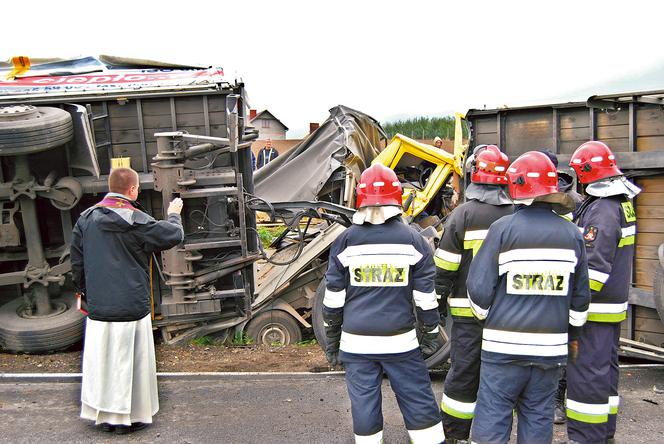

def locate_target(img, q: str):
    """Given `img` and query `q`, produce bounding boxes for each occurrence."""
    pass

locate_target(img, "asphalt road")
[1,368,663,443]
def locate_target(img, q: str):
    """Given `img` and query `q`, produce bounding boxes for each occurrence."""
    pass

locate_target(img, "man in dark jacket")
[435,145,513,443]
[256,138,278,169]
[71,168,184,434]
[323,164,444,444]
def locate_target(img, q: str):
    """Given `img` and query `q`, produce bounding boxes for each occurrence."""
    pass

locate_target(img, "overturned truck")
[0,57,258,352]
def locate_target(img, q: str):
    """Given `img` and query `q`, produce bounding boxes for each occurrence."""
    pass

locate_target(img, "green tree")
[382,116,468,140]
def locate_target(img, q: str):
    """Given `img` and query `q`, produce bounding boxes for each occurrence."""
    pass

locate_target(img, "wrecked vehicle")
[0,56,258,351]
[0,55,461,369]
[252,109,465,367]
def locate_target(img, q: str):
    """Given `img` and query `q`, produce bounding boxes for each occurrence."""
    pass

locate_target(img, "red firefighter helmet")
[569,141,622,184]
[471,145,510,185]
[356,164,403,209]
[505,151,559,200]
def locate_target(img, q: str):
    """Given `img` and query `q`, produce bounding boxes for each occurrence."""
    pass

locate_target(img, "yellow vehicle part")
[372,133,457,217]
[454,112,468,174]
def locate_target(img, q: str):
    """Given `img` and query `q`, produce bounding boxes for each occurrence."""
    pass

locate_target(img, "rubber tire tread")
[245,310,302,345]
[0,125,73,146]
[0,293,85,353]
[0,128,73,154]
[0,107,72,132]
[0,120,72,141]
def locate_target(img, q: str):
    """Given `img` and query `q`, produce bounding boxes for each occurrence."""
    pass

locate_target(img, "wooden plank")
[635,275,653,290]
[596,124,629,140]
[636,106,664,137]
[476,134,499,146]
[557,149,664,168]
[596,109,629,126]
[636,135,664,152]
[636,177,664,192]
[636,259,659,277]
[504,114,553,156]
[559,110,589,129]
[636,232,664,246]
[636,245,660,260]
[637,193,664,206]
[635,317,664,334]
[593,136,630,152]
[474,118,496,134]
[207,95,227,113]
[559,127,590,141]
[638,218,664,233]
[559,141,584,154]
[108,100,138,118]
[636,206,664,219]
[634,331,664,348]
[108,111,226,131]
[111,143,143,170]
[635,306,662,320]
[111,129,141,144]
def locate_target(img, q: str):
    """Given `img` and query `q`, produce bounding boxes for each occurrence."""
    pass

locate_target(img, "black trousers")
[441,321,482,440]
[566,322,620,444]
[344,351,444,443]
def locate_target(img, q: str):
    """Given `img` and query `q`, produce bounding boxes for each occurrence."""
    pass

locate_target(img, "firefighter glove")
[420,324,441,356]
[324,311,343,367]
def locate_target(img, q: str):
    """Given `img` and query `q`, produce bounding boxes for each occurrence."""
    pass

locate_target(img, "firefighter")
[538,148,584,424]
[466,151,590,444]
[566,141,641,444]
[434,145,513,443]
[323,163,445,444]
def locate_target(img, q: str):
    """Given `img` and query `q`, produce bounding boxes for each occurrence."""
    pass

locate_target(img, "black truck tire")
[0,105,73,155]
[312,279,452,369]
[0,292,85,353]
[245,310,302,346]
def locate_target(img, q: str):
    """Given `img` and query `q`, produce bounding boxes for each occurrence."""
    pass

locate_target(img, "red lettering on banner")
[87,76,112,84]
[0,68,226,93]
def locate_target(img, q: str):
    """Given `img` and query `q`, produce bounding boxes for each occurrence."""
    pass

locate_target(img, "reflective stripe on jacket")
[576,196,636,323]
[466,204,590,366]
[435,198,513,321]
[323,217,439,355]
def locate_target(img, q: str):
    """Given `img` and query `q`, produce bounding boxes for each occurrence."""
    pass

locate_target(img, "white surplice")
[80,313,158,425]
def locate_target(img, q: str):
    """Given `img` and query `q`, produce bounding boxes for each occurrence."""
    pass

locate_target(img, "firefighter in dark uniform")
[435,145,513,443]
[323,163,445,444]
[566,141,641,444]
[466,151,591,444]
[539,148,585,424]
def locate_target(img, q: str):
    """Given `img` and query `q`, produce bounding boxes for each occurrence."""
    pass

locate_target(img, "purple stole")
[96,196,137,211]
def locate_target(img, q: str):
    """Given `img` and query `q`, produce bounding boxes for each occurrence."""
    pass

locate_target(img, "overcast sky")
[4,0,664,137]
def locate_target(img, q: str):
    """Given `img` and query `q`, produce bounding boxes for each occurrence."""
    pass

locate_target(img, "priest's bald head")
[109,168,140,201]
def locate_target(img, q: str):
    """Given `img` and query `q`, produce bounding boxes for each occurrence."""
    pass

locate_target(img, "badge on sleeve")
[583,226,598,242]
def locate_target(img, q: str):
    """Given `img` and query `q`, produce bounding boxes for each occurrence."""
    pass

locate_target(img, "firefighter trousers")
[343,350,444,444]
[566,321,620,444]
[471,361,560,444]
[441,320,482,440]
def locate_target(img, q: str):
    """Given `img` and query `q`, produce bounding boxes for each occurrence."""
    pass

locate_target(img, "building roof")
[250,109,289,131]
